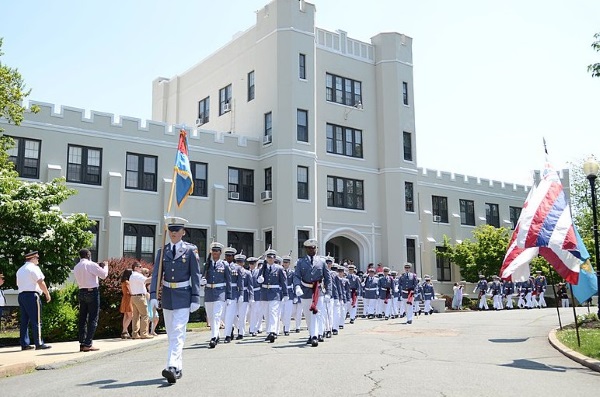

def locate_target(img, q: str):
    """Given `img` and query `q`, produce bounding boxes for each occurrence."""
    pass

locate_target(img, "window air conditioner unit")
[223,103,231,112]
[261,190,272,201]
[228,191,240,200]
[433,215,442,222]
[263,135,272,144]
[196,117,204,126]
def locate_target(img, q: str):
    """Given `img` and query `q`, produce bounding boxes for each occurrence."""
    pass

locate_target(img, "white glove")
[190,302,201,313]
[200,278,207,287]
[324,294,331,302]
[150,299,159,310]
[295,286,303,297]
[282,295,289,302]
[394,287,399,293]
[226,299,233,306]
[250,298,255,303]
[257,276,264,284]
[293,297,298,304]
[238,295,244,303]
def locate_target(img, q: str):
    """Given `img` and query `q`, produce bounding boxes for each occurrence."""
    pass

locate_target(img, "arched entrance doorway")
[323,228,371,272]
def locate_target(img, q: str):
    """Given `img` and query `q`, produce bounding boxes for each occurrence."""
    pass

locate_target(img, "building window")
[264,167,272,192]
[228,231,254,258]
[247,71,255,101]
[123,223,155,263]
[228,167,254,202]
[197,97,210,125]
[327,176,364,210]
[326,123,363,158]
[326,73,362,107]
[432,195,448,223]
[219,84,232,115]
[265,230,272,251]
[264,112,272,141]
[436,246,451,281]
[88,221,100,262]
[460,199,475,226]
[406,238,416,266]
[403,131,412,161]
[486,203,500,227]
[7,136,41,179]
[405,182,414,212]
[299,53,306,79]
[297,109,308,142]
[297,166,309,200]
[125,153,157,191]
[509,206,522,229]
[184,227,207,262]
[402,81,409,105]
[191,161,208,197]
[297,230,309,258]
[67,145,102,185]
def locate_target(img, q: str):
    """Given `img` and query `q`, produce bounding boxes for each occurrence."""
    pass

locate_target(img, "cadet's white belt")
[262,284,281,289]
[301,281,314,288]
[205,282,226,289]
[253,287,261,291]
[364,287,377,291]
[162,280,191,288]
[287,285,293,289]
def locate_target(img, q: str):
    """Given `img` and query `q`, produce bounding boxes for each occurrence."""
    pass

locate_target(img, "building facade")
[3,0,554,292]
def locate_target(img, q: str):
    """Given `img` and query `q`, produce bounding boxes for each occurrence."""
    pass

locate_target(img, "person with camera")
[73,249,109,352]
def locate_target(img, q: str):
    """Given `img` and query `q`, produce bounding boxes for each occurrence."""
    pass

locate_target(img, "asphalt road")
[1,307,598,396]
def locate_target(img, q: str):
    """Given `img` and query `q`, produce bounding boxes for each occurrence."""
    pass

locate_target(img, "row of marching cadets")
[361,264,436,324]
[473,270,548,311]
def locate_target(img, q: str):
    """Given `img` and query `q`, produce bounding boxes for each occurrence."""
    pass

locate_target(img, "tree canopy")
[0,38,93,288]
[589,32,600,78]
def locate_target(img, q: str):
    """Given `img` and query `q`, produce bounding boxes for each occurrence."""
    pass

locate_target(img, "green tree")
[437,225,549,282]
[0,38,93,288]
[570,158,597,267]
[589,32,600,78]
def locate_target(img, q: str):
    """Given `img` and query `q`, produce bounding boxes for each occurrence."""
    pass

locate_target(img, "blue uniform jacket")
[251,267,264,302]
[259,264,288,301]
[203,258,232,302]
[422,283,435,300]
[347,273,362,297]
[398,272,418,299]
[150,241,201,310]
[241,268,254,303]
[362,276,379,299]
[378,275,394,301]
[227,262,244,300]
[293,255,332,299]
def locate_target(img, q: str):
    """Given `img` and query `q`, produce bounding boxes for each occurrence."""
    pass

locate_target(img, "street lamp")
[583,155,600,316]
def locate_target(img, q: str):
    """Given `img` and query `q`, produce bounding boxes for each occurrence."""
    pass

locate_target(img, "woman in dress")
[120,269,134,339]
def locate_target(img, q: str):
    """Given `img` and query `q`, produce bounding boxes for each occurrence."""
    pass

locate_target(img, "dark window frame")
[327,175,364,210]
[228,167,254,202]
[326,123,363,158]
[125,152,158,192]
[326,73,362,107]
[297,230,310,258]
[219,84,232,115]
[264,112,272,139]
[460,199,476,226]
[403,131,413,161]
[402,81,409,105]
[486,202,500,227]
[406,238,416,266]
[297,166,309,200]
[191,161,208,197]
[184,227,207,261]
[227,231,254,258]
[436,246,451,281]
[405,181,414,212]
[7,136,41,179]
[123,223,156,263]
[432,195,449,223]
[297,109,308,142]
[264,167,272,192]
[198,96,210,125]
[67,144,102,185]
[509,206,522,229]
[247,71,255,102]
[299,53,306,79]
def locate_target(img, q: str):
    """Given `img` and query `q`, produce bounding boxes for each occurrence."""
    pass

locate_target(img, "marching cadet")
[280,254,295,336]
[362,268,379,319]
[293,239,332,347]
[338,266,350,330]
[378,267,394,320]
[223,247,243,344]
[473,275,489,310]
[291,273,304,333]
[258,248,288,343]
[557,283,569,307]
[326,260,341,337]
[516,281,526,309]
[502,279,515,309]
[149,218,201,384]
[488,275,503,310]
[523,276,535,309]
[346,264,362,323]
[390,270,400,318]
[202,241,232,349]
[235,252,253,340]
[247,257,262,336]
[534,270,547,308]
[398,263,419,324]
[422,275,435,315]
[413,277,423,316]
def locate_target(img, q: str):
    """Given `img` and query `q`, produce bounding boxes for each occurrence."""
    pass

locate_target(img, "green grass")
[186,321,208,331]
[0,329,19,338]
[557,328,600,360]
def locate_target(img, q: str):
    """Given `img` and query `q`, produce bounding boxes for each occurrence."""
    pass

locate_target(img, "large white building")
[3,0,553,291]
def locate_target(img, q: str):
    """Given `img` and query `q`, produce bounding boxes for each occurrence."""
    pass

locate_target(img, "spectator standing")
[73,249,109,352]
[119,269,133,338]
[130,263,153,339]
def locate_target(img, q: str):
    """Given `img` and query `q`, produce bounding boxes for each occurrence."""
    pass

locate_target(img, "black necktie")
[310,256,313,265]
[172,244,176,258]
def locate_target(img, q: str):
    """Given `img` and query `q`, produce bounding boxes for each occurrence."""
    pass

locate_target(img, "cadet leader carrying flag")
[150,129,201,385]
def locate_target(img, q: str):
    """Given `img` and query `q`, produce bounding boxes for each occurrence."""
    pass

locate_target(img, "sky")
[2,0,599,186]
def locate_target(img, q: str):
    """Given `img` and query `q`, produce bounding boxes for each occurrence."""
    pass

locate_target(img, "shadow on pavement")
[500,359,567,372]
[489,338,530,343]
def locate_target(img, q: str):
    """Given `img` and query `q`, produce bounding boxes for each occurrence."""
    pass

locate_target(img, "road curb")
[0,361,36,378]
[548,327,600,372]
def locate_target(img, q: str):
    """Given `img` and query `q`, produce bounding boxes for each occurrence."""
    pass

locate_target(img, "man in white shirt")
[130,262,153,339]
[73,249,108,352]
[16,250,51,350]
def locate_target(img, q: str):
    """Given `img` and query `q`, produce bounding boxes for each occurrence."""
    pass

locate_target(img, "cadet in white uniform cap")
[258,248,288,342]
[222,246,242,343]
[149,217,201,384]
[201,241,232,348]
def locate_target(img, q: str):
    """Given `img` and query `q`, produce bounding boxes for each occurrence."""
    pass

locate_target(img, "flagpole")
[548,266,562,330]
[156,167,179,307]
[569,283,581,347]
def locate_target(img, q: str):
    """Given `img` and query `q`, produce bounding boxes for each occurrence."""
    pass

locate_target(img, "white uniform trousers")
[162,308,190,371]
[263,300,280,334]
[479,295,489,310]
[281,298,293,332]
[423,299,432,313]
[517,295,525,308]
[492,295,503,310]
[363,298,376,316]
[383,299,393,318]
[301,296,324,338]
[505,295,514,309]
[332,299,341,330]
[525,292,533,308]
[293,301,303,330]
[376,299,384,315]
[537,291,547,307]
[205,301,225,339]
[223,300,238,337]
[346,301,357,320]
[236,301,249,336]
[399,298,414,322]
[248,301,260,333]
[324,298,334,331]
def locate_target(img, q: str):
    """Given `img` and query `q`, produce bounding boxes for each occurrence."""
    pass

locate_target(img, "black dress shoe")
[224,336,231,344]
[21,345,34,351]
[162,367,177,384]
[325,331,332,338]
[266,333,275,343]
[311,337,319,347]
[318,335,324,342]
[332,329,338,335]
[236,334,244,340]
[209,338,217,349]
[176,369,182,380]
[295,328,300,333]
[339,325,344,329]
[306,337,312,345]
[349,319,355,324]
[250,332,257,337]
[36,344,51,350]
[284,331,289,336]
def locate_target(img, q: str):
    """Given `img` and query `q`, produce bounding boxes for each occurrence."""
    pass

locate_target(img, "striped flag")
[174,129,194,207]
